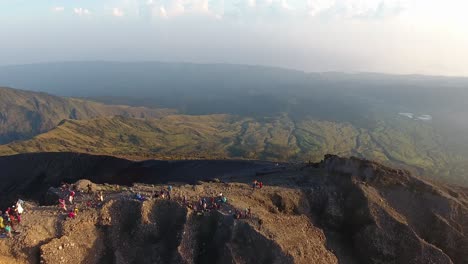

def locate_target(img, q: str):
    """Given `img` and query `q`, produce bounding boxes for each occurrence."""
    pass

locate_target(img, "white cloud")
[132,0,405,21]
[171,1,186,16]
[113,7,125,17]
[54,0,407,21]
[307,0,334,16]
[74,8,91,16]
[281,0,294,10]
[151,0,221,19]
[156,2,184,18]
[52,6,65,12]
[159,6,168,18]
[306,0,407,19]
[135,0,406,21]
[189,0,210,13]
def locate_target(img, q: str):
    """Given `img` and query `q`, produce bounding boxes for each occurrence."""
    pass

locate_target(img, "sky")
[0,0,468,76]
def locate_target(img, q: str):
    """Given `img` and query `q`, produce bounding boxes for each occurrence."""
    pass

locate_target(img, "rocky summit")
[0,154,466,264]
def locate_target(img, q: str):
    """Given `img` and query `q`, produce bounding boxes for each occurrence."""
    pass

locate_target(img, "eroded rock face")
[321,154,411,184]
[37,198,297,264]
[348,186,452,264]
[311,155,467,264]
[0,155,466,264]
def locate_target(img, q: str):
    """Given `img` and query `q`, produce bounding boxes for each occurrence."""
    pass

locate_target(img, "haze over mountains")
[1,62,468,186]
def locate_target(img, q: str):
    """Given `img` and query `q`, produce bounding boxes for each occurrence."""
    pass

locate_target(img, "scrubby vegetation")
[0,87,173,144]
[1,113,466,186]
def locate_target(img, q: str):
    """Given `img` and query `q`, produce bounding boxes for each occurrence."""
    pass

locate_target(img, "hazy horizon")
[1,0,468,77]
[2,60,468,79]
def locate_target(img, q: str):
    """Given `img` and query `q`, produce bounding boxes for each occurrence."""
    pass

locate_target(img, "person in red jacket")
[68,210,76,219]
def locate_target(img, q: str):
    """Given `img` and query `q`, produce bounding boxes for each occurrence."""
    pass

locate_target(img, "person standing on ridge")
[98,191,104,203]
[8,213,16,232]
[69,190,75,204]
[167,185,173,200]
[16,200,24,215]
[0,211,4,230]
[59,199,67,212]
[14,210,21,224]
[4,223,11,237]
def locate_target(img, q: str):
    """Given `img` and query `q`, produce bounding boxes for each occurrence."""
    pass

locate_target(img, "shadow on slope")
[0,152,278,208]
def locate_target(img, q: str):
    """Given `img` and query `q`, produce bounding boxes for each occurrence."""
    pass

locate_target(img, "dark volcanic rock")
[315,155,467,264]
[0,153,466,264]
[0,152,277,207]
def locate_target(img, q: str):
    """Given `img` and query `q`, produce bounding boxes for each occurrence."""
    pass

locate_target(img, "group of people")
[132,185,175,202]
[234,207,252,219]
[0,199,24,238]
[84,191,104,209]
[253,180,264,189]
[135,192,148,201]
[147,185,231,216]
[55,180,262,224]
[85,183,105,205]
[152,185,173,200]
[159,185,261,222]
[58,189,78,219]
[58,184,105,219]
[192,192,228,213]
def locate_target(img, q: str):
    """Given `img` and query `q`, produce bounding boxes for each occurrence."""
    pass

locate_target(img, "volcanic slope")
[0,114,464,186]
[0,154,466,264]
[0,87,174,144]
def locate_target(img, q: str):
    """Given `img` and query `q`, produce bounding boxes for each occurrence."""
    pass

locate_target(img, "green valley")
[1,113,464,186]
[2,63,468,187]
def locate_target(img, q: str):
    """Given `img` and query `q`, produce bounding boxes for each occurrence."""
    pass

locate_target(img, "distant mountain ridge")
[0,86,174,144]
